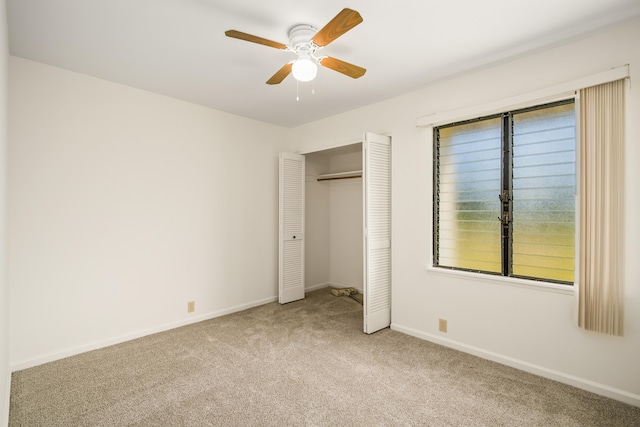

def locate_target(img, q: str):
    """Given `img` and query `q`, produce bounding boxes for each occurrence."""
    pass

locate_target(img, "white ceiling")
[7,0,640,128]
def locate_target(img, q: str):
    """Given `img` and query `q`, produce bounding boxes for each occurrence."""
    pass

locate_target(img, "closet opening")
[278,132,391,333]
[304,143,364,305]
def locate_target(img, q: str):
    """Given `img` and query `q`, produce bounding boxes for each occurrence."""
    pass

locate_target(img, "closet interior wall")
[305,144,363,292]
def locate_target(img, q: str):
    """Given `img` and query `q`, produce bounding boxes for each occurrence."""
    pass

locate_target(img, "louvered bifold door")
[363,133,392,333]
[279,152,306,304]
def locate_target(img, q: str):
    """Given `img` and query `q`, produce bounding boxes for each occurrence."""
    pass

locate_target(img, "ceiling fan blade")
[312,8,363,47]
[225,30,288,50]
[319,57,366,79]
[266,63,293,85]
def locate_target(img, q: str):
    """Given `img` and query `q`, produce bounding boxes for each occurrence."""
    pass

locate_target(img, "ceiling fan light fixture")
[292,57,317,82]
[225,9,365,85]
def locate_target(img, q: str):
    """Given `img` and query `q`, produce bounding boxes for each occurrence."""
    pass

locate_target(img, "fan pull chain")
[295,81,317,101]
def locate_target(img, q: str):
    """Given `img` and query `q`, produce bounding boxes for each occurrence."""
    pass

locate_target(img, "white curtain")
[578,79,625,336]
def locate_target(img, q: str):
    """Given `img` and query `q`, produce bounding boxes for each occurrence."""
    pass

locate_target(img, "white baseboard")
[310,282,362,293]
[11,295,278,372]
[331,282,363,292]
[391,323,640,408]
[305,282,331,292]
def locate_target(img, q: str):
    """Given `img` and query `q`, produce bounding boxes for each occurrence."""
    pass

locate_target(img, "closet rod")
[316,175,362,182]
[316,170,362,181]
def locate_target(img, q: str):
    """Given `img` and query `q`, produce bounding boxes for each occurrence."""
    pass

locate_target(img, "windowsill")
[425,265,575,295]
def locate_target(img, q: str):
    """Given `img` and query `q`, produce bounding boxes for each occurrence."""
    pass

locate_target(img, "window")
[433,100,575,284]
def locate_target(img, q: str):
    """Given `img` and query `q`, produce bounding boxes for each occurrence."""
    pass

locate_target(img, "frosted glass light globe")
[292,58,318,82]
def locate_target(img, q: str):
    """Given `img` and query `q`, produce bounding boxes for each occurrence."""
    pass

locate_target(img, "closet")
[279,133,391,334]
[306,143,363,297]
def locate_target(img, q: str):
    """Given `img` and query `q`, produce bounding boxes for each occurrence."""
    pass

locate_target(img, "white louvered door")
[279,152,306,304]
[363,133,392,334]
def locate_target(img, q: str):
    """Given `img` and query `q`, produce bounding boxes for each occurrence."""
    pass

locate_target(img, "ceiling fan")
[225,8,366,85]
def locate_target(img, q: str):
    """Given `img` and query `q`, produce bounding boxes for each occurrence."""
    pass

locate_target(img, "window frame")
[432,99,576,286]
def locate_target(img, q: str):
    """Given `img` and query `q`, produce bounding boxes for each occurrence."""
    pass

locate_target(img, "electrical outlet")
[187,301,195,313]
[439,318,448,333]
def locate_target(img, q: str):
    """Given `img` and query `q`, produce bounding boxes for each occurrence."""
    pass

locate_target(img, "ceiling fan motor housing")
[288,24,318,52]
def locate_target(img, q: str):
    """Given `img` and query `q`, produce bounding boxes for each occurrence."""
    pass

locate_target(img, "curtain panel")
[578,79,625,336]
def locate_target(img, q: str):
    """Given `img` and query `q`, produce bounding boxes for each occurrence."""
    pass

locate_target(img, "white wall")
[304,149,363,292]
[328,151,362,291]
[288,18,640,406]
[8,57,288,369]
[0,0,9,424]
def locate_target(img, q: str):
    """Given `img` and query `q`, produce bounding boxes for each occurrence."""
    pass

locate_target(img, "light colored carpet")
[349,292,363,305]
[9,288,640,426]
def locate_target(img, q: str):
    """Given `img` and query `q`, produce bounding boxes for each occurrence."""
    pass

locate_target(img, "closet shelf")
[316,170,363,181]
